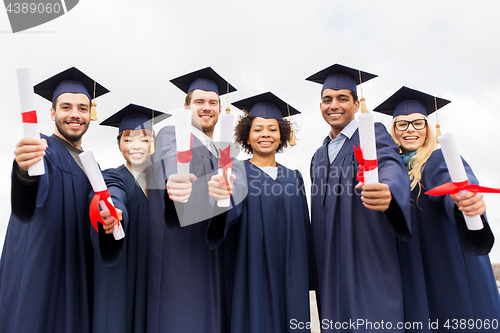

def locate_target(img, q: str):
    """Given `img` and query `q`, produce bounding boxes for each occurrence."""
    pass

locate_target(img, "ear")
[354,100,360,113]
[219,105,222,114]
[50,107,56,121]
[184,103,189,110]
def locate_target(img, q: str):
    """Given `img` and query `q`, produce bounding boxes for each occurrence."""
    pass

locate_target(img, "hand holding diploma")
[16,68,45,176]
[80,151,125,240]
[425,133,500,230]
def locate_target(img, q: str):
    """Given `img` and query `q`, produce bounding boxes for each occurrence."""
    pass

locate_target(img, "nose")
[69,105,81,118]
[329,99,340,110]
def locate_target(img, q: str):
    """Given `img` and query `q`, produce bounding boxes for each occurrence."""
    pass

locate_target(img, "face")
[320,89,360,137]
[186,89,221,138]
[393,113,428,153]
[119,129,152,170]
[247,117,281,158]
[51,93,91,147]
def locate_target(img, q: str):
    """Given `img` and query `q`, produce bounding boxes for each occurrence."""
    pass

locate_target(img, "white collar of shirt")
[191,125,219,157]
[328,118,358,141]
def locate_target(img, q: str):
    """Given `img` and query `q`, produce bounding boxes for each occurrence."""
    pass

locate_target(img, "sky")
[1,0,500,262]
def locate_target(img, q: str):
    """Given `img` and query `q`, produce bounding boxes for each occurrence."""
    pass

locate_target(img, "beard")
[55,117,89,144]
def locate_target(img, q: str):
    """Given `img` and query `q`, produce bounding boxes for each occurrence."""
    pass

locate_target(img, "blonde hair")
[390,116,437,192]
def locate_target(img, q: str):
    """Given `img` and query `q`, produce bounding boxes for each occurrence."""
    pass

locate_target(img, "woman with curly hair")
[375,86,500,332]
[207,92,312,333]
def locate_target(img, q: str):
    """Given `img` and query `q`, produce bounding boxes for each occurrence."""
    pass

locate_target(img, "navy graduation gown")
[147,125,226,333]
[208,160,312,333]
[398,149,500,332]
[91,165,149,333]
[310,123,411,332]
[0,134,94,333]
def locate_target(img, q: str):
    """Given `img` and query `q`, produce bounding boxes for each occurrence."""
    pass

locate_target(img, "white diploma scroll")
[438,133,483,230]
[80,151,126,240]
[358,113,379,184]
[175,109,192,203]
[17,68,45,176]
[218,113,234,207]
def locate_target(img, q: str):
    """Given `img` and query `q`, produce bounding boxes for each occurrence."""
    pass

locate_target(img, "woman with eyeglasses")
[374,86,500,332]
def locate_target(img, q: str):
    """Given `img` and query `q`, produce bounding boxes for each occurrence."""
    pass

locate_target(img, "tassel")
[90,81,98,121]
[90,102,98,121]
[289,128,296,146]
[360,97,369,114]
[436,124,442,139]
[149,137,155,155]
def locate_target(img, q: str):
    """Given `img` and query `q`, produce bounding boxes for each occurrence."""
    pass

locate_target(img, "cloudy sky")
[1,0,500,262]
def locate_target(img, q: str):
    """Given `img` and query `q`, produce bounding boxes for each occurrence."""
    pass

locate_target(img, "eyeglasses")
[394,119,427,131]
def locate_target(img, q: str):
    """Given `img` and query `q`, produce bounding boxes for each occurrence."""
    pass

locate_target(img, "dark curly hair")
[234,111,292,155]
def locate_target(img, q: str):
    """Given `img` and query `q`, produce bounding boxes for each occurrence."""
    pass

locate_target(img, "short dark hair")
[185,90,221,106]
[234,112,292,155]
[51,95,92,110]
[321,90,358,102]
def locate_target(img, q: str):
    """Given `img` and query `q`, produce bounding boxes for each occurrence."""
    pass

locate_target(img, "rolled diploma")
[80,151,125,239]
[175,109,192,202]
[358,113,378,184]
[17,68,44,176]
[218,113,233,207]
[438,133,483,230]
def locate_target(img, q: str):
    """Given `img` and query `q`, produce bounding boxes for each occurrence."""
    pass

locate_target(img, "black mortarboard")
[232,92,300,120]
[305,63,377,94]
[170,67,236,96]
[100,104,170,133]
[33,67,109,102]
[373,86,451,118]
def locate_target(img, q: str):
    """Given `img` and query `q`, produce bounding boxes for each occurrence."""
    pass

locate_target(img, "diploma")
[217,113,233,207]
[355,113,379,184]
[80,151,125,240]
[16,68,45,176]
[437,133,483,230]
[175,108,193,203]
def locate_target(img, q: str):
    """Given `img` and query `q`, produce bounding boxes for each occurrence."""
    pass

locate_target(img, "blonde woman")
[375,86,500,332]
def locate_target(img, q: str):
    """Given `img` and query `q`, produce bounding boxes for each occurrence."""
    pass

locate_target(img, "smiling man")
[307,64,412,332]
[148,67,238,333]
[0,67,112,333]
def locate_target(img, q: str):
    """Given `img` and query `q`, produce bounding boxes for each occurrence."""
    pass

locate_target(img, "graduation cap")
[100,104,171,154]
[170,67,237,96]
[305,63,377,94]
[232,92,300,145]
[373,86,451,117]
[374,86,451,137]
[34,67,109,121]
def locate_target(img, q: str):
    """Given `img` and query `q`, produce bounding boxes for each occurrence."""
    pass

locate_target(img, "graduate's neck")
[249,153,277,167]
[53,131,83,150]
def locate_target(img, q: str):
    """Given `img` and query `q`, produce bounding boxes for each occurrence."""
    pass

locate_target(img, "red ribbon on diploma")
[218,145,232,187]
[22,110,37,123]
[353,145,378,183]
[425,179,500,196]
[176,133,193,163]
[89,189,120,232]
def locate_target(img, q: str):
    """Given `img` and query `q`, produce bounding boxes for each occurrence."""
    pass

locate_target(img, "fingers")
[453,192,486,216]
[99,210,120,234]
[14,138,48,172]
[167,174,194,202]
[359,183,392,212]
[208,174,233,200]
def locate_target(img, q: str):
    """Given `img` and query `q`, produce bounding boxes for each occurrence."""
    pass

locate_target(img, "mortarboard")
[305,63,377,94]
[373,86,451,118]
[100,103,170,155]
[100,103,170,133]
[232,92,300,120]
[170,67,237,96]
[33,67,109,102]
[34,67,109,121]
